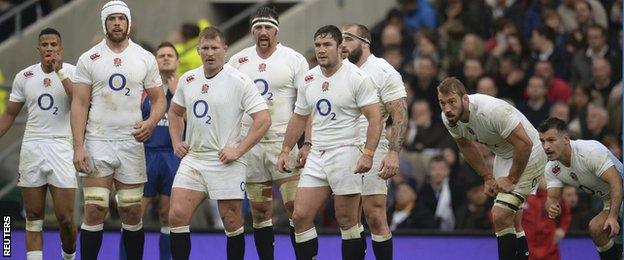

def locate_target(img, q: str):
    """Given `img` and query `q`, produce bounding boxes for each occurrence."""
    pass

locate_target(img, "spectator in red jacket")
[523,180,571,260]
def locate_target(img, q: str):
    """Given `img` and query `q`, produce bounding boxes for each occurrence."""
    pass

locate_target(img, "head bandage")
[342,31,371,45]
[101,1,131,35]
[251,17,279,31]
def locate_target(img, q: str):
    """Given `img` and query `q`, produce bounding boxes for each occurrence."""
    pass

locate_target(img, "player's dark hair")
[250,6,279,23]
[39,27,61,43]
[538,117,568,133]
[199,26,226,45]
[314,25,343,45]
[156,41,179,58]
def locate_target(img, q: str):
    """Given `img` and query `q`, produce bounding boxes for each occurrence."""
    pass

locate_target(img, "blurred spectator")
[574,0,607,32]
[411,28,439,62]
[383,44,407,75]
[583,103,610,140]
[549,102,571,123]
[533,60,573,103]
[524,0,556,39]
[399,0,437,32]
[475,75,499,97]
[568,86,593,138]
[601,135,622,160]
[404,99,454,152]
[589,57,617,102]
[530,25,571,81]
[487,18,520,58]
[387,183,437,230]
[486,0,524,32]
[410,56,440,107]
[605,82,621,137]
[571,25,622,87]
[495,53,526,104]
[418,155,461,231]
[454,180,493,230]
[518,76,551,127]
[371,8,414,57]
[542,8,566,47]
[558,0,608,32]
[461,58,484,92]
[173,23,202,75]
[561,185,593,231]
[522,180,571,260]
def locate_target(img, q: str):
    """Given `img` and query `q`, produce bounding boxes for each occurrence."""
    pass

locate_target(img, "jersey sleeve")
[241,77,268,115]
[379,70,406,103]
[355,75,380,108]
[545,165,564,188]
[588,143,616,177]
[294,79,311,116]
[143,56,162,89]
[73,55,92,85]
[171,79,186,107]
[489,105,521,139]
[8,72,25,102]
[292,56,309,92]
[65,65,77,82]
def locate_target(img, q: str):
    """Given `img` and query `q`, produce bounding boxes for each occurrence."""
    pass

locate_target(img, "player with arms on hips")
[71,1,167,259]
[437,77,546,260]
[277,25,382,260]
[167,26,271,260]
[340,23,407,260]
[0,28,76,260]
[227,7,309,259]
[539,117,623,260]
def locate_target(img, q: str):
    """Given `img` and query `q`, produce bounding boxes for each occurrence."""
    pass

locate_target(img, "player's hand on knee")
[484,177,498,197]
[546,202,561,219]
[73,146,91,173]
[296,146,310,168]
[354,155,373,174]
[495,176,516,193]
[173,141,189,158]
[277,152,292,173]
[218,147,243,164]
[603,216,620,237]
[379,151,399,180]
[132,121,156,142]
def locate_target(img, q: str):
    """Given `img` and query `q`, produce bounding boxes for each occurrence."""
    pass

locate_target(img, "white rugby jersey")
[74,39,162,140]
[545,140,623,199]
[294,61,379,150]
[228,44,308,142]
[9,63,75,140]
[356,55,406,147]
[172,64,267,160]
[442,94,542,159]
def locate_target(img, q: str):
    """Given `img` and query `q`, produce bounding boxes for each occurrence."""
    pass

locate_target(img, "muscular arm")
[144,86,167,126]
[236,109,271,154]
[455,137,493,179]
[505,123,533,182]
[282,113,309,152]
[361,103,382,152]
[601,167,622,220]
[546,187,563,218]
[60,77,73,99]
[168,103,186,145]
[0,101,24,137]
[70,83,92,149]
[385,97,407,153]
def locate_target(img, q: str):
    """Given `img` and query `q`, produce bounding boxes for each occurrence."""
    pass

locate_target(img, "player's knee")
[116,187,143,208]
[283,200,295,216]
[221,210,242,231]
[158,207,170,226]
[588,217,605,237]
[335,212,358,229]
[168,207,189,227]
[25,210,44,220]
[56,213,74,230]
[491,207,514,230]
[292,207,311,226]
[250,201,272,220]
[364,209,386,231]
[84,204,108,224]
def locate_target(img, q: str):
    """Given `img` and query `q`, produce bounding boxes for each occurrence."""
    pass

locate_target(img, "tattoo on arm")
[386,97,407,152]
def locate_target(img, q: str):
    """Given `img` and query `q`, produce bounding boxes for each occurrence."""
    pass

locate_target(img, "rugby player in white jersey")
[437,78,547,260]
[0,28,76,260]
[340,23,407,260]
[71,1,167,259]
[277,25,382,260]
[539,117,623,260]
[227,7,308,259]
[167,26,270,260]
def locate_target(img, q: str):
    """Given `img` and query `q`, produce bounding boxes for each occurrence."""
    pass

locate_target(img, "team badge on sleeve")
[23,71,34,78]
[90,52,101,61]
[238,56,249,64]
[570,172,579,181]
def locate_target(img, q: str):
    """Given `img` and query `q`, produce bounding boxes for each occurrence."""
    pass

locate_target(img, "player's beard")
[347,45,363,64]
[107,29,128,43]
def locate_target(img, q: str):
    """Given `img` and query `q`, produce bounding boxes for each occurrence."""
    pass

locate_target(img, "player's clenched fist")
[354,154,373,174]
[132,121,156,142]
[546,200,561,219]
[73,146,91,173]
[173,141,189,158]
[277,151,292,173]
[219,147,243,164]
[378,151,399,179]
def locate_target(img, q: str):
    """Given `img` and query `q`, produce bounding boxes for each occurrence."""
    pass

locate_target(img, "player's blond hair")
[437,77,467,97]
[199,26,226,45]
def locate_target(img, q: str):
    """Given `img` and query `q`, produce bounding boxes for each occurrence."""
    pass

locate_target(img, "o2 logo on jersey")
[192,100,212,125]
[108,73,130,96]
[37,93,58,115]
[254,79,273,100]
[316,99,336,120]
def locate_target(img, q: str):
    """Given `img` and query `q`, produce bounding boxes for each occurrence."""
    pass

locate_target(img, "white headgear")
[101,1,131,35]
